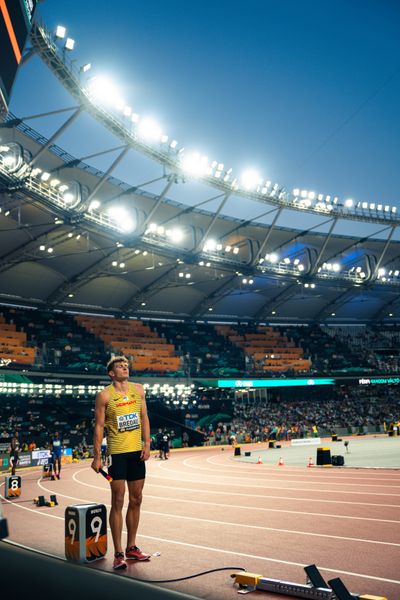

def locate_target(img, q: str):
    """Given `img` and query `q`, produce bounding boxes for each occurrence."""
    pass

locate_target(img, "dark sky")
[9,0,400,211]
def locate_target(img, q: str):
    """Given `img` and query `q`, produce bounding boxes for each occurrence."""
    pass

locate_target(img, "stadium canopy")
[1,18,400,325]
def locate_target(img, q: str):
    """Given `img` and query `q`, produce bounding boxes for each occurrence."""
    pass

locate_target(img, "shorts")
[9,452,19,465]
[107,451,145,482]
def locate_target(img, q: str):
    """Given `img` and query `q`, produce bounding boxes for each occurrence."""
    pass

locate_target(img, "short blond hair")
[106,356,129,373]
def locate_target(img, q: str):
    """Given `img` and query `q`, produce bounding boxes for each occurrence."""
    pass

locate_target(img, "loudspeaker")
[316,447,331,466]
[331,455,345,466]
[244,451,251,457]
[234,446,241,456]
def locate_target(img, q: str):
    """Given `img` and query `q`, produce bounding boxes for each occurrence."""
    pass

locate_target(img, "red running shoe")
[125,545,151,561]
[113,552,127,570]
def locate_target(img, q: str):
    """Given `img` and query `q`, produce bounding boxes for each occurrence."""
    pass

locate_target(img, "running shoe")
[125,545,151,561]
[113,552,127,570]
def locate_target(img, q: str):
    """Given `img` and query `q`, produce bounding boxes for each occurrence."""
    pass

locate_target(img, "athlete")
[91,356,151,570]
[9,435,19,476]
[51,431,63,479]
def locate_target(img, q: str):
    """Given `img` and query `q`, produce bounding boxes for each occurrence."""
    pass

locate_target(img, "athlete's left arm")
[138,384,151,461]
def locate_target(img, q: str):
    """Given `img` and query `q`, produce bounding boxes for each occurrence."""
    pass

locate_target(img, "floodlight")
[298,264,305,271]
[203,239,216,252]
[119,263,125,268]
[178,272,184,278]
[232,247,239,255]
[332,263,341,272]
[47,247,54,253]
[39,245,45,251]
[82,63,91,73]
[65,38,75,51]
[107,206,135,233]
[240,169,259,191]
[225,245,232,252]
[87,76,122,107]
[362,202,368,209]
[55,25,66,39]
[345,199,353,207]
[185,273,191,279]
[161,135,168,143]
[269,253,278,263]
[378,268,386,276]
[123,106,132,117]
[112,261,118,267]
[63,192,75,204]
[170,140,178,149]
[216,244,223,251]
[41,172,51,181]
[384,205,390,212]
[170,228,184,243]
[88,200,101,211]
[392,207,397,213]
[242,278,247,284]
[283,257,290,264]
[181,152,208,176]
[137,118,162,141]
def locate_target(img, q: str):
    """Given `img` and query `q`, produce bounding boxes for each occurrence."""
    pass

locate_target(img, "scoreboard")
[0,0,37,116]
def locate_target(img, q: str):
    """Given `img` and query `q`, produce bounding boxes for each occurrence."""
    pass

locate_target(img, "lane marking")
[204,455,400,482]
[2,491,400,587]
[70,469,400,524]
[63,473,400,547]
[153,462,400,498]
[181,456,400,488]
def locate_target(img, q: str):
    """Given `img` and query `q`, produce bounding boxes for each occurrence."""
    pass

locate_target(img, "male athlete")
[51,431,63,479]
[9,434,19,476]
[91,356,151,570]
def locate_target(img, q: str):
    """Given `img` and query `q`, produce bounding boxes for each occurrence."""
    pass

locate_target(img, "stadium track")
[1,445,400,600]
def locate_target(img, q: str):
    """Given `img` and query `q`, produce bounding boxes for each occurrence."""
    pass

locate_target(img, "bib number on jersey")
[117,412,139,432]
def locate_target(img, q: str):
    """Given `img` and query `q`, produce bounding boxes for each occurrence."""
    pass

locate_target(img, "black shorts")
[9,452,19,465]
[107,451,145,482]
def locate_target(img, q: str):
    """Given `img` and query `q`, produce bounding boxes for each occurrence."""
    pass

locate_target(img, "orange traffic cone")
[278,457,284,466]
[257,456,263,464]
[307,457,314,468]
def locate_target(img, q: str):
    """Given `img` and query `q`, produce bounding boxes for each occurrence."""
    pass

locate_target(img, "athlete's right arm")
[91,389,108,473]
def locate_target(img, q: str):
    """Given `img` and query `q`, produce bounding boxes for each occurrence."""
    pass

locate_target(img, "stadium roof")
[1,18,400,325]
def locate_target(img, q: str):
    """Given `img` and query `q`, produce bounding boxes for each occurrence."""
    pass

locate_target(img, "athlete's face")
[110,361,129,380]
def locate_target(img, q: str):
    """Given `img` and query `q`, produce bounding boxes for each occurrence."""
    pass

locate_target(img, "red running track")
[1,447,400,600]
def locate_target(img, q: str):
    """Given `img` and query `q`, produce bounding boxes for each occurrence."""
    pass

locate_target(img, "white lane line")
[69,469,399,523]
[204,455,400,481]
[152,462,400,498]
[67,472,400,547]
[145,481,400,509]
[2,488,399,586]
[181,457,400,488]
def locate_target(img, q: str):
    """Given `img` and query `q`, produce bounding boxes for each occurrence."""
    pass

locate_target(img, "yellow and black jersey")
[104,383,143,455]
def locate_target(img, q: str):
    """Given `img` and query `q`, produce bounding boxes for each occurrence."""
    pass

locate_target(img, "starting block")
[4,475,21,499]
[33,495,58,507]
[65,503,107,563]
[231,564,387,599]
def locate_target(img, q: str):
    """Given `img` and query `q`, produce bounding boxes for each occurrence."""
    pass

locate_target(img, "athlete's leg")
[109,480,126,553]
[126,478,145,548]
